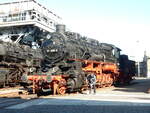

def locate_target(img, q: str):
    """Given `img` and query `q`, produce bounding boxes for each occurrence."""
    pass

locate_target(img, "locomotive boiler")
[41,25,120,71]
[26,25,123,95]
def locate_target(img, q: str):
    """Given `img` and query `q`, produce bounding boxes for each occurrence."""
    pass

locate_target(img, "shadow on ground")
[113,78,150,93]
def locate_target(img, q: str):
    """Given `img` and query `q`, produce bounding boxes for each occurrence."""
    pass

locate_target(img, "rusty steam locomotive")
[0,24,136,95]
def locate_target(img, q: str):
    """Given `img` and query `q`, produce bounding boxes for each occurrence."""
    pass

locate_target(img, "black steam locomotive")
[28,24,120,93]
[41,25,120,73]
[0,40,43,87]
[22,25,135,95]
[0,24,136,94]
[118,55,136,84]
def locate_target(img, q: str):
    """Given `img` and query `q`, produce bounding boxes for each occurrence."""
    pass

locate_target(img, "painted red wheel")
[106,83,112,87]
[58,86,66,95]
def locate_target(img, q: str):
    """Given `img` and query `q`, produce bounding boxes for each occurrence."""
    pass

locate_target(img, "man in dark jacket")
[87,73,96,94]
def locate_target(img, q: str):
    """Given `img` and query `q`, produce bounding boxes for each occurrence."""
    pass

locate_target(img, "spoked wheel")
[106,83,112,87]
[57,86,66,95]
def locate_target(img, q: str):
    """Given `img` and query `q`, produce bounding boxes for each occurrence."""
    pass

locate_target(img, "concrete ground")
[0,78,150,113]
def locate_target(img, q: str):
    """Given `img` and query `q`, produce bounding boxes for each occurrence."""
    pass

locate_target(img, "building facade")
[138,52,150,78]
[0,0,62,48]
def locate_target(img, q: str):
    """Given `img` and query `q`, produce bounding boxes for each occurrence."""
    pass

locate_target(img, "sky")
[1,0,150,61]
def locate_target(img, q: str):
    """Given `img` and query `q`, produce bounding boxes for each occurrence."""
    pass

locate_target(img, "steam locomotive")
[0,24,135,95]
[41,25,120,72]
[23,25,135,95]
[0,40,43,87]
[118,55,136,84]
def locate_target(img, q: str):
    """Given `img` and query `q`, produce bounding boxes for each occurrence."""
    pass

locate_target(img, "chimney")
[56,24,66,34]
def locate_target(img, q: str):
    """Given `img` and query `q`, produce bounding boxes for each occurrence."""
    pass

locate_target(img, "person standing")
[87,73,96,94]
[20,70,28,89]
